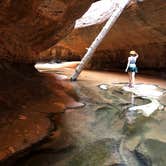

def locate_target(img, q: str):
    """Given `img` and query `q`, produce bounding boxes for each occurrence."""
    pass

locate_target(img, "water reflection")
[130,93,135,106]
[9,81,166,166]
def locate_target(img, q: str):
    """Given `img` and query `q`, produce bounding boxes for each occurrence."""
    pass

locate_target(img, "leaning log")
[71,0,131,81]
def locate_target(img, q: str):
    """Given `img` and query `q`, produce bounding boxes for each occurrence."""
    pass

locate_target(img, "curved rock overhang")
[0,0,95,62]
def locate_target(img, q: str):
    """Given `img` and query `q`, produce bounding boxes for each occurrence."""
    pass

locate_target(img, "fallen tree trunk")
[71,0,131,81]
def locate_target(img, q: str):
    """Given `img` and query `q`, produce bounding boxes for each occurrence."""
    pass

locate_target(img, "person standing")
[125,50,139,88]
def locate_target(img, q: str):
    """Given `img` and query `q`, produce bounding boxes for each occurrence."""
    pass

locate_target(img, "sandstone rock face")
[57,0,166,70]
[0,0,94,62]
[0,62,82,162]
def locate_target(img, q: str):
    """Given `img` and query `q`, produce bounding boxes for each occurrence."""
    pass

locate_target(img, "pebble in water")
[98,84,109,90]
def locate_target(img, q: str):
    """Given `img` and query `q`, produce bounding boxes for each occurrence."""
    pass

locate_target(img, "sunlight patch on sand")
[34,61,80,71]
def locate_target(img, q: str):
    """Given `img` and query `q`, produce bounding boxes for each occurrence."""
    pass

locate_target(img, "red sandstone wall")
[56,0,166,69]
[0,0,94,62]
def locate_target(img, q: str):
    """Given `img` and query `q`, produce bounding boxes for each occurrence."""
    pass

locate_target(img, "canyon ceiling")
[0,0,165,70]
[0,0,94,62]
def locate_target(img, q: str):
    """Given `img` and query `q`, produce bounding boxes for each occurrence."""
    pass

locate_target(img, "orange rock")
[0,150,9,160]
[53,102,65,111]
[8,146,15,153]
[0,0,94,62]
[18,115,27,120]
[50,130,61,139]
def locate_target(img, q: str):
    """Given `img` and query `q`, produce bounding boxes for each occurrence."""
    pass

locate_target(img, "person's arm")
[125,57,130,72]
[135,52,139,59]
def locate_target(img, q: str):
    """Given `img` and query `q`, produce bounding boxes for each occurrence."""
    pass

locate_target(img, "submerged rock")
[123,84,163,117]
[68,138,124,166]
[98,84,109,90]
[135,139,166,166]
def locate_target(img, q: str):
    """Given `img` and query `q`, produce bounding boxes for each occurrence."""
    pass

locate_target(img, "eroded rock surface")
[0,63,82,162]
[0,0,94,62]
[135,139,166,166]
[0,0,96,162]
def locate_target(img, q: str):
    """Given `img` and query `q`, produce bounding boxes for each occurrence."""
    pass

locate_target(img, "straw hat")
[130,50,136,55]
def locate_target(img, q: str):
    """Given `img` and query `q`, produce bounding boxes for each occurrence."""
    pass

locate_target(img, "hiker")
[125,50,139,88]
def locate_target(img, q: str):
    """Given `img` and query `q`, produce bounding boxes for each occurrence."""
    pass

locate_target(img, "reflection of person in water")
[131,93,135,106]
[125,50,139,88]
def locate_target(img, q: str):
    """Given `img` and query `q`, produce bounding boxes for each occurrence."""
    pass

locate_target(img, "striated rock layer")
[0,1,96,161]
[57,0,166,70]
[0,0,94,62]
[0,63,82,162]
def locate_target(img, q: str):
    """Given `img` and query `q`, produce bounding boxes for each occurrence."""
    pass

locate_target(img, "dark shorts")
[127,66,138,73]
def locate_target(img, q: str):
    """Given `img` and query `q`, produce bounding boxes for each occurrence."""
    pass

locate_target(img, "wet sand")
[56,68,166,88]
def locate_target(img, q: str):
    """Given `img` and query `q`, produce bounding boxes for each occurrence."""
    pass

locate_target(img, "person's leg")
[128,72,132,87]
[131,72,135,86]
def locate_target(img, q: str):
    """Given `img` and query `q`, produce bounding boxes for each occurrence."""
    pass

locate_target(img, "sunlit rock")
[98,84,109,90]
[129,98,160,117]
[123,84,163,117]
[123,84,163,98]
[75,0,120,28]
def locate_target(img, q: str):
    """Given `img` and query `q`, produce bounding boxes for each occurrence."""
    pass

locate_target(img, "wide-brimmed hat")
[130,50,136,55]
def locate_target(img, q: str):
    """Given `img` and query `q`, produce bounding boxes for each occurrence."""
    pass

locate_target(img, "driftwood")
[71,0,131,81]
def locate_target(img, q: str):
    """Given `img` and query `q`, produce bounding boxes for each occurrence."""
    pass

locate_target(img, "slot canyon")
[0,0,166,165]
